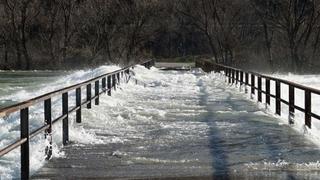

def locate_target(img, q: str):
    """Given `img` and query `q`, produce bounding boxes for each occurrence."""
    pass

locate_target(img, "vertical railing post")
[102,77,106,93]
[107,76,111,96]
[232,69,235,84]
[258,76,262,102]
[234,70,237,85]
[224,67,228,82]
[228,69,231,84]
[275,80,281,115]
[251,74,255,97]
[117,73,120,85]
[95,80,99,105]
[245,72,249,93]
[124,69,129,83]
[236,70,239,85]
[266,79,270,105]
[240,71,244,89]
[20,108,29,179]
[76,88,81,123]
[305,90,312,128]
[62,92,69,145]
[289,85,295,124]
[44,99,52,160]
[86,84,92,109]
[112,74,116,90]
[125,68,130,81]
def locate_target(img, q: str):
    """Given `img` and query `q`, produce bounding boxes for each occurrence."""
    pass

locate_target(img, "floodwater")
[2,66,320,179]
[0,71,65,108]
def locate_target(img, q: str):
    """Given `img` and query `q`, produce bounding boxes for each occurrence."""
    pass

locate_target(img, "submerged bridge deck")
[32,67,320,179]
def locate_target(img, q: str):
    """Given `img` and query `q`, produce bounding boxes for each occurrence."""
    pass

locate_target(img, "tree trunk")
[20,3,31,70]
[106,37,112,61]
[3,42,8,64]
[49,10,57,66]
[21,39,31,70]
[14,40,22,69]
[205,32,218,63]
[263,22,273,69]
[228,48,233,65]
[224,49,228,65]
[289,45,299,73]
[62,8,71,64]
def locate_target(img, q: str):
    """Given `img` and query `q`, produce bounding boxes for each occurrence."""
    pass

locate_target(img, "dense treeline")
[1,0,320,72]
[176,0,320,72]
[0,0,163,69]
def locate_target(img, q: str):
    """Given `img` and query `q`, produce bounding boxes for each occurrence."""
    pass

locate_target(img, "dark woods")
[0,0,320,72]
[0,0,160,70]
[177,0,320,72]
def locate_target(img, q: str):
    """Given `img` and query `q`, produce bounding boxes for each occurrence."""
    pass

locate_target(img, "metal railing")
[0,60,154,179]
[196,60,320,129]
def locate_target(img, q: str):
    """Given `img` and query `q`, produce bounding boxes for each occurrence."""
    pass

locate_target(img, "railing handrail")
[209,60,320,95]
[0,59,154,179]
[196,59,319,130]
[0,60,151,118]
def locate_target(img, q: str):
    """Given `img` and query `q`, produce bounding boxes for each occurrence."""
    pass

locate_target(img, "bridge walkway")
[32,68,320,179]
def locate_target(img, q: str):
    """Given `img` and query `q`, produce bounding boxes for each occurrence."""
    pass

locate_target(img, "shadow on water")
[196,78,300,180]
[222,85,298,180]
[197,83,230,179]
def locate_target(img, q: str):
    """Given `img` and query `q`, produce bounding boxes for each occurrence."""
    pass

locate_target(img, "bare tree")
[251,0,275,69]
[261,0,320,72]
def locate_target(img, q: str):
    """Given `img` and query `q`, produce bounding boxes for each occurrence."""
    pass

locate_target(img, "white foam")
[246,159,320,171]
[216,72,320,147]
[0,65,121,178]
[2,64,320,178]
[131,156,199,164]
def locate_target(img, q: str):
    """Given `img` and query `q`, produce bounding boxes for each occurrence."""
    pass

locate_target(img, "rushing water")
[0,71,66,108]
[2,66,320,179]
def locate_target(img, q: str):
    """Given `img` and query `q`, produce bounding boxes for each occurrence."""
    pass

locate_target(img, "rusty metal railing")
[0,60,154,179]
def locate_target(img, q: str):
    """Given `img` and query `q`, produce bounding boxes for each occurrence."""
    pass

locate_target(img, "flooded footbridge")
[1,61,320,179]
[34,65,320,179]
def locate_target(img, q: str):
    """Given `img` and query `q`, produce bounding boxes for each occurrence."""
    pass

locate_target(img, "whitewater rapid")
[0,66,120,179]
[244,73,320,146]
[1,66,320,179]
